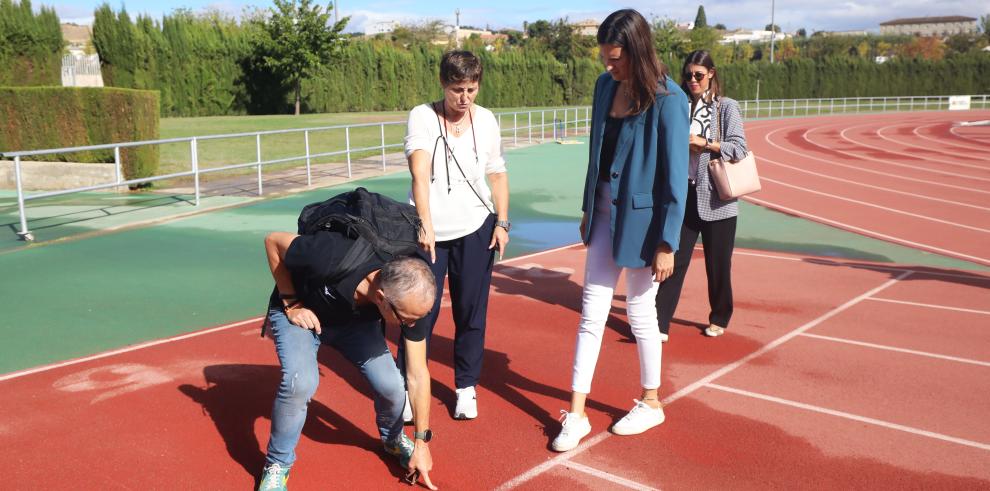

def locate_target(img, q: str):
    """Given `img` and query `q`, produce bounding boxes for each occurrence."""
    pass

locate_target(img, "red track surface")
[3,246,988,489]
[745,111,990,266]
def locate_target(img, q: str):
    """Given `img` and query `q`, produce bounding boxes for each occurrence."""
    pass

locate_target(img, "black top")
[276,230,429,341]
[598,116,622,182]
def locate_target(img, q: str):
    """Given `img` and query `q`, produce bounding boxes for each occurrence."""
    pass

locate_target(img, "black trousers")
[398,214,496,389]
[656,184,736,334]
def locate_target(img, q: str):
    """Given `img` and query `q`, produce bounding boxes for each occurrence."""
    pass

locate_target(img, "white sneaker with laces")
[454,386,478,420]
[402,391,413,423]
[611,399,665,436]
[551,410,592,452]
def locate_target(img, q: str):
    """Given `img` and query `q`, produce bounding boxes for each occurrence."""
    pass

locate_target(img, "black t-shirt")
[275,230,429,341]
[598,116,622,182]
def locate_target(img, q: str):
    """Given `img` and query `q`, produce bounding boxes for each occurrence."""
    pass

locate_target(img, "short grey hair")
[380,256,436,306]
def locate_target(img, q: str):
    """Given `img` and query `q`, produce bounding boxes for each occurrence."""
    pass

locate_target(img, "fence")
[2,95,987,241]
[61,54,105,88]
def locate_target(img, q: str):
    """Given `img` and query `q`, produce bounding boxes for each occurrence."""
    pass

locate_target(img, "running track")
[2,245,988,489]
[745,110,990,266]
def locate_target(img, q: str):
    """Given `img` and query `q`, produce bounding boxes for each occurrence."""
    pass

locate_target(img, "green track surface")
[0,138,985,374]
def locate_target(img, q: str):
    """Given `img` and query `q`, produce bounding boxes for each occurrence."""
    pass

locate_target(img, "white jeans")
[571,181,663,394]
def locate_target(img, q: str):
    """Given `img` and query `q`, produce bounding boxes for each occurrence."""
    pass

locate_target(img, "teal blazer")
[581,72,689,268]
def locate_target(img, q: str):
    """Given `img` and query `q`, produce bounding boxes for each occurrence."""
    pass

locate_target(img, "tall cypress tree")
[694,5,707,29]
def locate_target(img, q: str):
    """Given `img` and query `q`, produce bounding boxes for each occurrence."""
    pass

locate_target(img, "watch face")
[416,429,433,442]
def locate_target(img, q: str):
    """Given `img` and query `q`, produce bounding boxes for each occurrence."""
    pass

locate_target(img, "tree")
[256,0,348,115]
[652,17,686,67]
[796,28,807,38]
[694,5,707,29]
[714,23,726,30]
[898,36,945,61]
[981,15,990,38]
[764,23,781,33]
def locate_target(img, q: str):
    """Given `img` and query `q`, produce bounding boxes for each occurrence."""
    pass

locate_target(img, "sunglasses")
[688,71,709,82]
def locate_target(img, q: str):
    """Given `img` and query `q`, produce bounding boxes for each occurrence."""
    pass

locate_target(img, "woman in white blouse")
[401,50,510,422]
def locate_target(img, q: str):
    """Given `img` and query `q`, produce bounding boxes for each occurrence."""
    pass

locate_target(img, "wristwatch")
[495,219,511,232]
[414,429,433,442]
[705,137,714,150]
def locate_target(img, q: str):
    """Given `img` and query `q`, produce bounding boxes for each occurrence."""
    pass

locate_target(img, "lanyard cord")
[430,101,493,214]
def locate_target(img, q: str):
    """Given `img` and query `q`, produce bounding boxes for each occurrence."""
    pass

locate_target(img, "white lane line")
[731,249,990,281]
[804,123,990,182]
[759,176,990,233]
[756,152,990,212]
[759,125,990,195]
[562,461,660,491]
[706,383,990,452]
[744,195,990,266]
[915,122,990,152]
[798,333,990,367]
[840,123,990,171]
[0,317,264,382]
[865,297,990,315]
[902,122,990,158]
[497,271,912,489]
[495,433,611,491]
[0,243,586,382]
[950,125,990,145]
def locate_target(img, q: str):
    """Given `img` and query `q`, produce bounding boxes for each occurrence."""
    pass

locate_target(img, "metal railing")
[1,106,591,241]
[3,94,987,241]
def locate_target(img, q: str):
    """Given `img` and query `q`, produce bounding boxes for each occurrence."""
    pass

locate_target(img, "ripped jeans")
[264,308,405,467]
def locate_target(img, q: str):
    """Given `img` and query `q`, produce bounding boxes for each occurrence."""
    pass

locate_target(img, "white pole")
[256,133,263,196]
[14,156,32,241]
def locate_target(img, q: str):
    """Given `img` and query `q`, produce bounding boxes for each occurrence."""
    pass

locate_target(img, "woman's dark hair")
[681,50,722,104]
[439,50,483,86]
[597,9,668,114]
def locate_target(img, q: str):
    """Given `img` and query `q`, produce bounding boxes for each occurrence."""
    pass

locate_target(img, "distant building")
[365,21,398,36]
[719,29,791,45]
[879,16,977,36]
[818,30,869,37]
[60,24,103,87]
[570,19,599,36]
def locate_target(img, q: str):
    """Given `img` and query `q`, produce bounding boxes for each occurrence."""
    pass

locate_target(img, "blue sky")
[54,1,989,34]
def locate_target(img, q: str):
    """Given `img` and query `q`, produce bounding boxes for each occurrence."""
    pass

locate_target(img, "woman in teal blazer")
[551,9,689,453]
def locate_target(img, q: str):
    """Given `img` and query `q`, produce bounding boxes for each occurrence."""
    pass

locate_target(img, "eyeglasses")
[689,71,709,82]
[385,296,419,329]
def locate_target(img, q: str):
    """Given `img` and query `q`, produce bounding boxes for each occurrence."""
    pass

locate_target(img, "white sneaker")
[454,386,478,420]
[660,333,669,343]
[402,391,413,423]
[551,411,591,452]
[611,399,665,436]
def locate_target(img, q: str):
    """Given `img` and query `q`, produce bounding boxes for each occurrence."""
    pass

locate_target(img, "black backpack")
[263,187,422,336]
[295,187,422,283]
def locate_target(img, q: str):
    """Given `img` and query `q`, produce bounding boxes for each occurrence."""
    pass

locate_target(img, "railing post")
[305,130,312,186]
[541,111,545,141]
[552,109,557,140]
[256,133,263,196]
[513,113,518,145]
[563,109,567,138]
[585,107,590,133]
[528,112,532,143]
[345,127,352,178]
[191,138,200,206]
[113,146,123,193]
[14,156,33,241]
[380,124,387,172]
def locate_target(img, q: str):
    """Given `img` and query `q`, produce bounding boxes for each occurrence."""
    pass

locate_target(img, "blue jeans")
[264,308,405,467]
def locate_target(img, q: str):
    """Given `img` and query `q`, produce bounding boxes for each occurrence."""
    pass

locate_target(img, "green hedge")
[0,87,160,180]
[0,0,64,86]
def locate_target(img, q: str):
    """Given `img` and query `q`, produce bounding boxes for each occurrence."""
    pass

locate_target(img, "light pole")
[455,8,461,48]
[769,0,776,63]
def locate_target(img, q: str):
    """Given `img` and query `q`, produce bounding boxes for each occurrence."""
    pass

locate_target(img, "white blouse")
[689,93,715,183]
[404,103,507,241]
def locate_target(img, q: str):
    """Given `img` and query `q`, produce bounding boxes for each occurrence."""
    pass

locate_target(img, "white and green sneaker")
[384,433,415,468]
[258,463,290,491]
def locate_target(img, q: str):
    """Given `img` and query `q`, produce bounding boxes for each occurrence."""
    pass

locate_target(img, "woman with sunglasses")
[551,9,689,452]
[401,50,510,422]
[655,49,749,340]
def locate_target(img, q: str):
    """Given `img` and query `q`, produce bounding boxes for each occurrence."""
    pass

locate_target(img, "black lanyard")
[430,101,493,214]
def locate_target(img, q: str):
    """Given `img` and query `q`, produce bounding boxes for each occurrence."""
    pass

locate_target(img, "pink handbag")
[708,101,761,200]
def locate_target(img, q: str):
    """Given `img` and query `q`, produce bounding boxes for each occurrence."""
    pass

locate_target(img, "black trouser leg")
[700,215,736,328]
[446,215,496,389]
[656,185,702,335]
